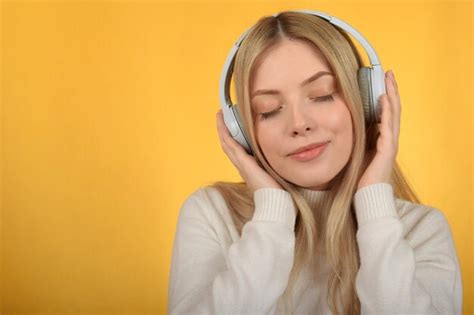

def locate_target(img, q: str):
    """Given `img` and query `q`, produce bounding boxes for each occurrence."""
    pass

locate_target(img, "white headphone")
[219,9,386,155]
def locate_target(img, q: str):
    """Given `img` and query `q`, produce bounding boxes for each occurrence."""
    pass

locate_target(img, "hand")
[216,110,283,194]
[357,70,401,191]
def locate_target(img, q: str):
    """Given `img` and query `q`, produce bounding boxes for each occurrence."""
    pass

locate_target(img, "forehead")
[251,38,332,91]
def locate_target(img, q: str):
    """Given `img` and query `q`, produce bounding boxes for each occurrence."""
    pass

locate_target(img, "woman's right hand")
[216,110,283,194]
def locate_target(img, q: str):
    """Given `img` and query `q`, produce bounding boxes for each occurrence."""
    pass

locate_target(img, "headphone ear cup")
[357,67,374,125]
[231,105,254,156]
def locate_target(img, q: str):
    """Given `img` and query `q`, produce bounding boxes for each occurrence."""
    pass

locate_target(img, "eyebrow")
[251,71,333,99]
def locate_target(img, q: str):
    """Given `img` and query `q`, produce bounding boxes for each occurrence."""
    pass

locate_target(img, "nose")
[290,104,313,136]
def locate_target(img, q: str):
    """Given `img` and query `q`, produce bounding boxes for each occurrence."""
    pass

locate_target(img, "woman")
[168,11,462,315]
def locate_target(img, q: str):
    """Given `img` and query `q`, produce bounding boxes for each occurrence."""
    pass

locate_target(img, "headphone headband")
[219,9,381,109]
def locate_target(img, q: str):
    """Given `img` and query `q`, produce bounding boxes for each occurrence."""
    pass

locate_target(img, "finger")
[378,94,393,145]
[388,71,401,141]
[216,110,250,167]
[384,73,395,130]
[380,93,392,130]
[216,111,227,148]
[216,111,238,161]
[218,110,250,154]
[385,71,400,141]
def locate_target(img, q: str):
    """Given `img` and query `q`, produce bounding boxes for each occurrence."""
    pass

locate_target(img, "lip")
[288,142,329,162]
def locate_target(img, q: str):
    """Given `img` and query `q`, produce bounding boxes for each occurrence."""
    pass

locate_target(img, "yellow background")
[1,0,472,314]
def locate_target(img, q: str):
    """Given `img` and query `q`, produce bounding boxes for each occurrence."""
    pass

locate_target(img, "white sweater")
[168,183,463,314]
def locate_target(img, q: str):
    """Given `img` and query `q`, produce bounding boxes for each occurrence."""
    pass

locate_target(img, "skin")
[216,38,401,194]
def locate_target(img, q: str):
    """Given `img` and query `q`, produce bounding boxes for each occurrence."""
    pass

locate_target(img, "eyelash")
[259,94,335,120]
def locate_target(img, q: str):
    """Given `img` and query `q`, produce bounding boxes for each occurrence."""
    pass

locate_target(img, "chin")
[284,173,334,190]
[280,160,346,188]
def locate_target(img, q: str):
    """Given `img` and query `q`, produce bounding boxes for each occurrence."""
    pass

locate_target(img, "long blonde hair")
[209,11,420,314]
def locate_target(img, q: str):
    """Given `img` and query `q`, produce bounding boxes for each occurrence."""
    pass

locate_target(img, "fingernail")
[389,70,395,80]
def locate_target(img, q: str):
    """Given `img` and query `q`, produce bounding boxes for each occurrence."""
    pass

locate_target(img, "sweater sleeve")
[353,183,463,315]
[168,187,297,315]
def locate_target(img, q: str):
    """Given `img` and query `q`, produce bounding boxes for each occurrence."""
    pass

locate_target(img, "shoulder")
[181,186,225,206]
[394,197,455,248]
[176,186,242,243]
[355,183,454,247]
[355,182,451,233]
[177,186,232,224]
[395,197,449,229]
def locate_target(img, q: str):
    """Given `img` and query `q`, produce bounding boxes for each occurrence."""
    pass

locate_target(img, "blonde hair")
[209,11,420,314]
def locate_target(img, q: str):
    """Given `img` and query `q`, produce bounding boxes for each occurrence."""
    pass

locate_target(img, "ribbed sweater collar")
[296,186,333,211]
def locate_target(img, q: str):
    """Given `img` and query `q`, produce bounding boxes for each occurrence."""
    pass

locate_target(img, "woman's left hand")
[357,70,401,191]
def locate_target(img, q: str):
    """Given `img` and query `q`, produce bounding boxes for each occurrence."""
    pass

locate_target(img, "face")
[250,38,353,190]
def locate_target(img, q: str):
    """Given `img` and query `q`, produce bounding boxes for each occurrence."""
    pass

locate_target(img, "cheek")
[332,102,354,150]
[256,125,278,156]
[330,101,352,127]
[255,124,287,172]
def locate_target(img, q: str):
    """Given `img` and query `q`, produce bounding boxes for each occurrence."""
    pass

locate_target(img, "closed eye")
[259,94,335,120]
[259,107,282,120]
[310,94,335,102]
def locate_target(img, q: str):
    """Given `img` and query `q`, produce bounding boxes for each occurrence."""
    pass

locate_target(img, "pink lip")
[289,142,329,162]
